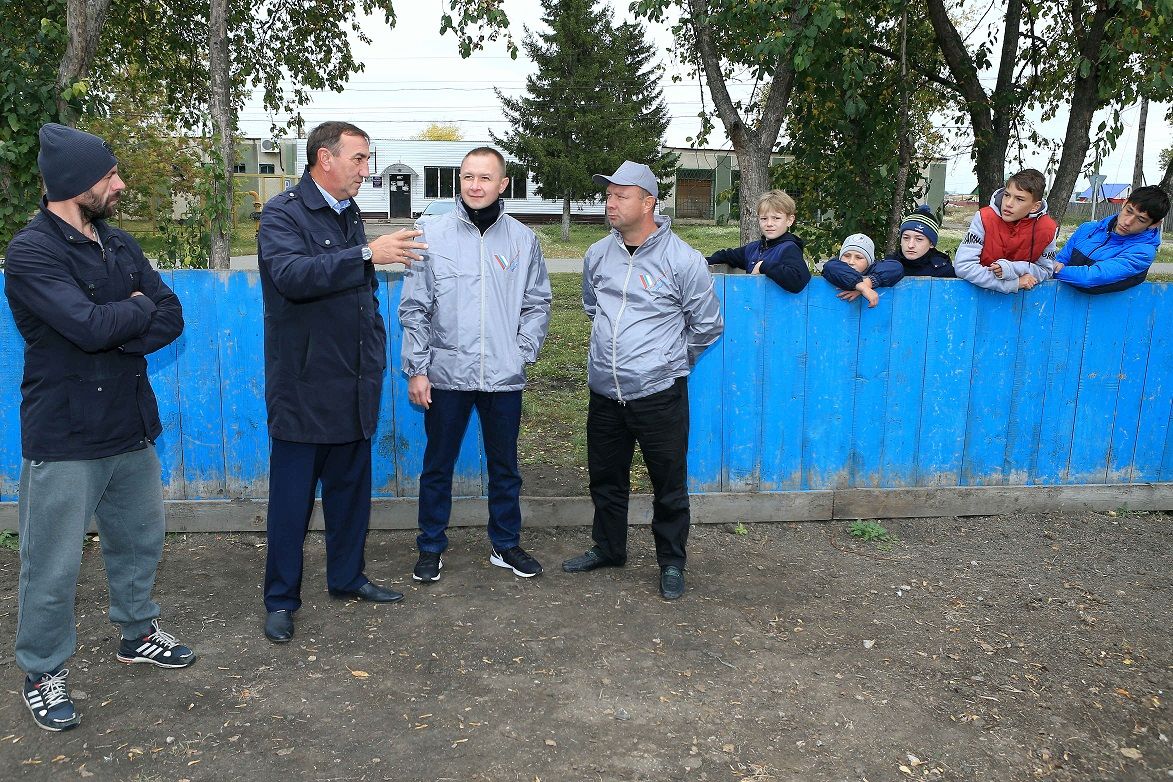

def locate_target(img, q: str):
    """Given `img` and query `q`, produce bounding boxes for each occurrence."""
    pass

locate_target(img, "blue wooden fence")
[2,271,1170,502]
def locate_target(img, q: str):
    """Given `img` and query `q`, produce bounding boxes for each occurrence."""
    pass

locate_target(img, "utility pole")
[1131,98,1149,191]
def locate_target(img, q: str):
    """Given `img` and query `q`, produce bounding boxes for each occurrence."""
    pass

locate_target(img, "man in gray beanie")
[4,123,195,732]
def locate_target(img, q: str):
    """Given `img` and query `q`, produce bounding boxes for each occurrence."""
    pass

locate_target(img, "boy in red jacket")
[953,168,1059,293]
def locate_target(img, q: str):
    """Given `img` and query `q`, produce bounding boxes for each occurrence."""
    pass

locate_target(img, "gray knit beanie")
[840,233,875,266]
[38,123,118,202]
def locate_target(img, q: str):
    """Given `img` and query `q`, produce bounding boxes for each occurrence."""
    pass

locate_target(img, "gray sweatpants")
[15,445,166,676]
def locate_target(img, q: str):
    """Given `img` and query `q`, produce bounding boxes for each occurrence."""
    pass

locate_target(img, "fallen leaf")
[544,739,557,747]
[350,670,370,679]
[907,754,925,766]
[1120,747,1142,760]
[899,764,912,775]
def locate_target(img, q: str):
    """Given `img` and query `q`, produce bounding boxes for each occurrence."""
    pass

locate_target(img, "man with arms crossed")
[562,161,724,600]
[5,123,194,731]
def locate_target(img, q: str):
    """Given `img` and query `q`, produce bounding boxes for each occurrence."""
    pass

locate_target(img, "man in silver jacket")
[562,161,724,600]
[399,147,552,582]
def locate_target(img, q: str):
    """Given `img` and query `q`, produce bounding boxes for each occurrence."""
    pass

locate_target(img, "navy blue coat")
[258,171,387,443]
[707,232,811,292]
[890,247,956,278]
[4,202,183,461]
[822,257,905,292]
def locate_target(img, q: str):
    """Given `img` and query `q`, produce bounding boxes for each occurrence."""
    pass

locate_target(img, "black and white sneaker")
[413,551,443,582]
[23,668,81,731]
[116,620,197,668]
[490,546,543,578]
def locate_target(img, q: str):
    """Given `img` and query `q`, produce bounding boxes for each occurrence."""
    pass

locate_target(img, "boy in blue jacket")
[1053,185,1168,294]
[822,233,904,307]
[706,189,811,292]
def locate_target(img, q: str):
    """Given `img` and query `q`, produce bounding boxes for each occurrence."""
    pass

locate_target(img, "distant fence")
[2,272,1171,517]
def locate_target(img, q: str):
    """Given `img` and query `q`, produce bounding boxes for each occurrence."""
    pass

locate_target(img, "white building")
[292,139,606,221]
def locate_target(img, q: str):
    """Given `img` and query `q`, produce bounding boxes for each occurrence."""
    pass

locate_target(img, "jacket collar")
[295,166,335,212]
[35,198,114,246]
[610,213,672,253]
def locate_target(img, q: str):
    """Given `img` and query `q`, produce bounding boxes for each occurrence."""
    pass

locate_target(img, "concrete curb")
[3,483,1168,532]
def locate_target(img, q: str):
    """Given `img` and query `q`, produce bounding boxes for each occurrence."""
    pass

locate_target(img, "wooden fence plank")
[759,285,808,490]
[917,281,979,485]
[1003,287,1057,484]
[214,271,269,498]
[686,274,725,493]
[960,292,1019,485]
[721,275,764,492]
[171,272,226,498]
[801,283,858,489]
[880,280,931,486]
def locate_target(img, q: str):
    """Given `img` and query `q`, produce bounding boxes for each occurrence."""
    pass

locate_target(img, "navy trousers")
[264,438,371,612]
[417,389,523,554]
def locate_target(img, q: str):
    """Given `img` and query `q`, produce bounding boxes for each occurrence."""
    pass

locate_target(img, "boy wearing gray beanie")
[821,232,905,307]
[4,123,195,732]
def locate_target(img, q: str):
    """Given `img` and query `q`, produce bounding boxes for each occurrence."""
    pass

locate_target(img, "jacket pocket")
[68,373,132,436]
[431,268,462,350]
[80,274,111,303]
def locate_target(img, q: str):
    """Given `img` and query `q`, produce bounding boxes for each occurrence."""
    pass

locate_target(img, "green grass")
[119,220,259,260]
[534,223,745,259]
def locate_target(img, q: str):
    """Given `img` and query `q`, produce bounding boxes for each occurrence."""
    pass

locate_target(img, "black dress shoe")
[329,582,404,603]
[660,566,685,600]
[265,610,294,643]
[561,548,623,573]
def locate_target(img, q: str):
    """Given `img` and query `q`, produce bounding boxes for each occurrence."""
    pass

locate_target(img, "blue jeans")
[15,445,165,676]
[417,389,523,553]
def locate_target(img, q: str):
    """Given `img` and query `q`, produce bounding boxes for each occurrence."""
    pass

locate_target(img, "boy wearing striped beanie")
[888,205,955,277]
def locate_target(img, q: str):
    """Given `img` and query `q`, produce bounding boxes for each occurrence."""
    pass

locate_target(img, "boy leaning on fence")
[954,168,1059,294]
[706,189,811,293]
[1052,185,1169,295]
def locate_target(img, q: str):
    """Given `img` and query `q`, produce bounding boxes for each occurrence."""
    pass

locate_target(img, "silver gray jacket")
[583,215,724,401]
[399,202,551,391]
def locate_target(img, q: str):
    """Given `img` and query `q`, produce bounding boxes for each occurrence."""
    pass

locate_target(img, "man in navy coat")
[258,121,427,643]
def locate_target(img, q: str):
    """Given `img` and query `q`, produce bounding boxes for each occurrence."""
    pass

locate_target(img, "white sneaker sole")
[489,551,542,578]
[412,557,443,582]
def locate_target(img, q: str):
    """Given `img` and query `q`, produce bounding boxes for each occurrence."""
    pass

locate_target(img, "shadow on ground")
[0,511,1169,781]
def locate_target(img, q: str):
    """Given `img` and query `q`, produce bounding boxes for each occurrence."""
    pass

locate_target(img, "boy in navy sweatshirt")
[889,205,955,277]
[822,233,904,307]
[706,189,811,292]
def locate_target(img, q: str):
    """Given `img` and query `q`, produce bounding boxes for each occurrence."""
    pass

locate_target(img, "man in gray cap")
[4,123,195,732]
[562,160,724,600]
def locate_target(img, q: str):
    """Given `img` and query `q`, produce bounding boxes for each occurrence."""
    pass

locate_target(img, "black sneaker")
[413,551,443,582]
[116,620,197,668]
[562,547,622,572]
[23,668,81,731]
[490,546,543,577]
[660,565,685,600]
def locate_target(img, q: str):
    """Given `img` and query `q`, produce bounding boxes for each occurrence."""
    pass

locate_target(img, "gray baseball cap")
[593,160,658,198]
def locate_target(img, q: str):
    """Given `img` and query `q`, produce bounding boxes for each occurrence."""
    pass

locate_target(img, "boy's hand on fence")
[1019,273,1038,290]
[751,261,764,274]
[992,263,1004,278]
[837,290,862,302]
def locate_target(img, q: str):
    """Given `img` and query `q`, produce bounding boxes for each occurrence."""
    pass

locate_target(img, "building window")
[504,163,528,199]
[232,162,247,174]
[259,163,275,174]
[424,166,459,199]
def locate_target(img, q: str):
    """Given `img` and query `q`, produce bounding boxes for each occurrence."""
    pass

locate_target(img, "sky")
[237,0,1172,195]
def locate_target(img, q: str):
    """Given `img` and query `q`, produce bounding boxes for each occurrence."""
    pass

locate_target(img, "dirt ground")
[0,510,1169,782]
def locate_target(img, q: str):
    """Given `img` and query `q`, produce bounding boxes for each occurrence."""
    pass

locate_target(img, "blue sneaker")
[23,668,81,731]
[116,620,197,668]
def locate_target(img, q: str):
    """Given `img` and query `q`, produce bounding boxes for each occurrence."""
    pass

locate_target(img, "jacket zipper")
[613,235,635,405]
[458,208,508,389]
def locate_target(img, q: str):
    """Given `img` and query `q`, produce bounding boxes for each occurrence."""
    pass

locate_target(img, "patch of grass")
[533,223,744,259]
[733,522,749,535]
[120,220,258,260]
[0,529,17,550]
[847,519,893,543]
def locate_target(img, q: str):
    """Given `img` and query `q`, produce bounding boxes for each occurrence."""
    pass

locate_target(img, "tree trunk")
[1132,97,1149,191]
[1160,149,1173,198]
[925,0,1021,204]
[562,192,571,243]
[685,0,796,243]
[209,0,234,270]
[57,0,113,124]
[886,9,912,255]
[1045,3,1115,226]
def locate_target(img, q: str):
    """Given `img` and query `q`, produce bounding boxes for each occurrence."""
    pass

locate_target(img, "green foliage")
[0,3,80,246]
[492,0,677,211]
[0,529,18,551]
[847,520,893,543]
[733,522,749,535]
